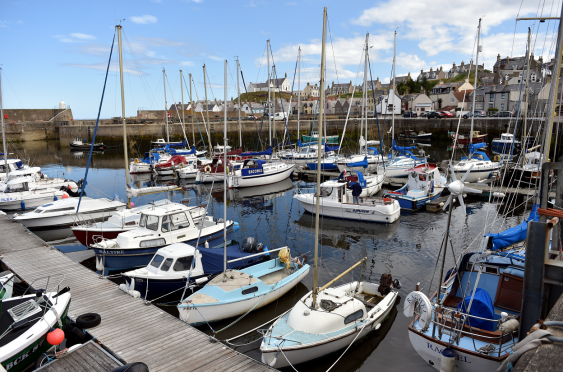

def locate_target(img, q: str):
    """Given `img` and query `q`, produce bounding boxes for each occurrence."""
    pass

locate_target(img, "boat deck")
[0,214,276,372]
[37,340,122,371]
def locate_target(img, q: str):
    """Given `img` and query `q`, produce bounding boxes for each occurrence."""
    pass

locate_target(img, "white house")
[376,89,402,115]
[247,74,291,93]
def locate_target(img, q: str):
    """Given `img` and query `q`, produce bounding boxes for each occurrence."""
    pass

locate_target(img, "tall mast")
[0,68,6,178]
[297,47,301,142]
[236,58,242,149]
[203,64,212,152]
[541,3,563,166]
[223,59,228,275]
[392,30,396,153]
[273,64,276,144]
[189,73,195,146]
[312,6,327,308]
[267,40,272,147]
[180,69,186,146]
[523,28,532,145]
[469,19,481,146]
[117,25,130,208]
[364,33,369,154]
[163,68,170,143]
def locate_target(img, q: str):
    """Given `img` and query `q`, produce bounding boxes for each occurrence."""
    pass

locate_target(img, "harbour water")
[11,139,529,371]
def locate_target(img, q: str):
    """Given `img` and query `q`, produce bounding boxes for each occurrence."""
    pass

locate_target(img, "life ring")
[134,158,139,163]
[403,291,432,330]
[204,165,212,173]
[493,155,501,162]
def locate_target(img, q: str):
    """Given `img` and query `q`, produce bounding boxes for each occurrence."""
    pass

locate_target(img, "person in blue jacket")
[347,181,362,204]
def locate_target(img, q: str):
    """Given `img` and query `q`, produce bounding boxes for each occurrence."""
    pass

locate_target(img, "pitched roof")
[453,90,473,102]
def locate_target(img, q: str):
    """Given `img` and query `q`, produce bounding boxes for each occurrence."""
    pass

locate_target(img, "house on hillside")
[402,93,434,116]
[325,81,353,95]
[417,67,446,81]
[295,82,319,98]
[376,89,401,114]
[247,74,291,93]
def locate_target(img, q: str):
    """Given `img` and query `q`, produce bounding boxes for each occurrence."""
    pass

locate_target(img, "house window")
[531,74,537,82]
[501,93,505,99]
[451,98,454,103]
[490,94,494,102]
[501,104,505,110]
[489,103,493,109]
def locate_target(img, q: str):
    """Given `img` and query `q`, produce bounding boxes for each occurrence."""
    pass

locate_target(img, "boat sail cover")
[392,139,416,152]
[468,142,487,154]
[457,288,495,331]
[169,140,188,148]
[346,156,368,168]
[485,204,539,251]
[199,243,262,274]
[169,147,196,155]
[297,140,317,147]
[240,147,273,157]
[337,170,367,187]
[324,143,339,152]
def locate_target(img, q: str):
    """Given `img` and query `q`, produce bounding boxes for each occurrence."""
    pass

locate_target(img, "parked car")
[403,111,417,118]
[440,111,454,118]
[426,111,444,119]
[493,111,512,117]
[462,110,487,119]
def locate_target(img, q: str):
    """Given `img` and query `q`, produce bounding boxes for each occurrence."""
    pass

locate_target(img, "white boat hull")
[408,328,500,372]
[179,267,309,325]
[0,190,66,211]
[195,171,225,184]
[129,162,152,174]
[16,206,123,230]
[453,168,498,183]
[295,194,400,223]
[228,164,294,189]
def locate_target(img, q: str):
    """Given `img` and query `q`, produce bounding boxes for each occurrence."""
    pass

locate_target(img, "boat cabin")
[499,133,515,142]
[404,164,443,196]
[319,171,368,203]
[3,177,34,193]
[0,160,24,175]
[524,151,541,166]
[146,244,204,278]
[71,138,86,145]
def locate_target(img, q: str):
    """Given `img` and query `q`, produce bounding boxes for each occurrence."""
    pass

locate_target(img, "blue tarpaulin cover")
[468,142,487,154]
[338,170,367,187]
[199,244,257,274]
[346,156,368,168]
[169,140,188,148]
[485,205,539,250]
[457,288,495,331]
[169,147,196,155]
[392,139,416,152]
[324,143,339,152]
[240,147,273,156]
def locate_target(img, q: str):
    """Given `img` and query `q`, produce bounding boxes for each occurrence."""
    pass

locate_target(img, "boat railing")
[22,274,66,304]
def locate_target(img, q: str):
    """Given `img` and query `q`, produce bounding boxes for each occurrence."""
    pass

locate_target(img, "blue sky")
[1,0,560,119]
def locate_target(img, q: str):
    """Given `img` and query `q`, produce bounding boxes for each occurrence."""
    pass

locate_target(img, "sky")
[1,0,561,119]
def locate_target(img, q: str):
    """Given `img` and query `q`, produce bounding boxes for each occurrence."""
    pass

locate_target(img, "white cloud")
[130,15,158,24]
[208,55,222,61]
[180,61,194,66]
[70,33,96,40]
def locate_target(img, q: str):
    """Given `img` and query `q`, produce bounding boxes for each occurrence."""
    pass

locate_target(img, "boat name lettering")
[345,209,377,215]
[0,198,15,202]
[247,169,263,175]
[426,343,471,363]
[5,339,44,370]
[108,250,124,254]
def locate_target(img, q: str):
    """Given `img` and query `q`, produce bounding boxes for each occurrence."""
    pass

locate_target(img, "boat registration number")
[4,339,45,370]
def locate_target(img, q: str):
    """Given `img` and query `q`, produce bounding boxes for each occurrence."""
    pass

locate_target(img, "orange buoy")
[47,328,65,345]
[62,193,69,199]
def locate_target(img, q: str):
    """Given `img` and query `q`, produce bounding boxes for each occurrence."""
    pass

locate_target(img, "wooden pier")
[0,215,275,372]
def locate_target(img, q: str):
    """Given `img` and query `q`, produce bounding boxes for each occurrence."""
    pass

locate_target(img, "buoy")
[47,328,65,345]
[130,202,135,208]
[204,241,209,248]
[20,201,25,210]
[440,347,455,372]
[95,257,104,272]
[63,193,69,199]
[53,195,58,201]
[493,192,505,198]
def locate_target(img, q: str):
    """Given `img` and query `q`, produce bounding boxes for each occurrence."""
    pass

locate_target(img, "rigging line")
[182,74,206,147]
[240,70,263,148]
[540,0,557,58]
[327,16,340,85]
[256,43,267,84]
[532,0,548,51]
[2,71,24,109]
[205,67,217,101]
[512,0,526,57]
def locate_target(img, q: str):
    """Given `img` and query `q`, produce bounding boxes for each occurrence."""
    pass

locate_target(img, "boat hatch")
[8,299,41,321]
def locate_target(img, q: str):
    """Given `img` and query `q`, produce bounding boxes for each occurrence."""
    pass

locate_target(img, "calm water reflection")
[12,139,529,372]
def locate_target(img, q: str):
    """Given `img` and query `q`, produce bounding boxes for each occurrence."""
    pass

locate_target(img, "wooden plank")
[77,343,121,371]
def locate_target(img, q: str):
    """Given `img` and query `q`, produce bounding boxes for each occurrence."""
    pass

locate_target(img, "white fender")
[178,307,189,322]
[403,291,432,329]
[119,284,128,293]
[128,290,141,298]
[95,257,104,272]
[128,278,135,292]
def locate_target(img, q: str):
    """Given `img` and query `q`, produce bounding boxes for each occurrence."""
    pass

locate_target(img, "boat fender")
[128,290,141,298]
[204,241,209,248]
[54,195,58,201]
[393,279,402,289]
[195,277,208,285]
[440,347,456,372]
[493,192,505,198]
[95,257,105,272]
[119,284,129,293]
[72,327,88,341]
[403,291,432,329]
[499,318,519,334]
[76,313,102,329]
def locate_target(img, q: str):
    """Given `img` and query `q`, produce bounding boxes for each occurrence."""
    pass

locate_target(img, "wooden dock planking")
[37,341,122,372]
[0,215,275,372]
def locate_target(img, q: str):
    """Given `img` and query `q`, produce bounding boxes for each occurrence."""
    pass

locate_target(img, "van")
[273,112,288,121]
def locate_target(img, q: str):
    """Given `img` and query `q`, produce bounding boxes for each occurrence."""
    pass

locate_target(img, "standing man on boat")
[347,180,362,204]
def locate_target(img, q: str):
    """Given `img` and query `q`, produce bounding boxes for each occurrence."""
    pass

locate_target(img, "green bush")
[487,107,499,112]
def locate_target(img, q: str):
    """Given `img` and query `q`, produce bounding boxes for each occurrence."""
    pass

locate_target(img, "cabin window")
[160,258,174,271]
[150,254,165,268]
[173,256,194,271]
[169,212,190,231]
[344,309,364,324]
[242,286,259,295]
[140,214,159,231]
[47,207,76,213]
[5,183,29,193]
[319,187,332,197]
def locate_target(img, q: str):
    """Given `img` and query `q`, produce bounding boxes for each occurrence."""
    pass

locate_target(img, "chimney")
[497,54,501,61]
[430,67,433,72]
[440,66,443,71]
[539,56,543,63]
[285,72,287,78]
[461,61,464,66]
[453,62,456,68]
[421,69,423,74]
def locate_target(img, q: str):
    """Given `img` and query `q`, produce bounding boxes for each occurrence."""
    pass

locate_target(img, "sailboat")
[452,20,499,183]
[177,59,309,325]
[261,10,399,368]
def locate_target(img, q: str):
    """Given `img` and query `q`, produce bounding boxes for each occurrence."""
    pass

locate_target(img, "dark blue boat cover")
[169,146,196,155]
[169,140,188,148]
[468,142,487,154]
[324,143,339,152]
[199,244,257,274]
[337,170,366,187]
[241,147,272,156]
[347,156,368,168]
[485,205,539,250]
[392,139,416,152]
[457,288,495,331]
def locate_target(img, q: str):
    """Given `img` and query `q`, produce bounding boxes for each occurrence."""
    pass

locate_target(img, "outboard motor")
[378,273,393,296]
[241,237,258,253]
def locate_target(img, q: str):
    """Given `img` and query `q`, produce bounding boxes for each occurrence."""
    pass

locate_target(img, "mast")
[297,47,301,143]
[469,19,481,146]
[364,33,369,155]
[267,40,272,147]
[163,68,170,143]
[180,69,187,146]
[541,4,563,166]
[312,6,327,308]
[203,64,212,153]
[391,30,396,155]
[237,57,242,149]
[522,28,532,145]
[223,59,228,275]
[273,64,276,145]
[0,68,6,178]
[117,25,131,208]
[189,73,195,146]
